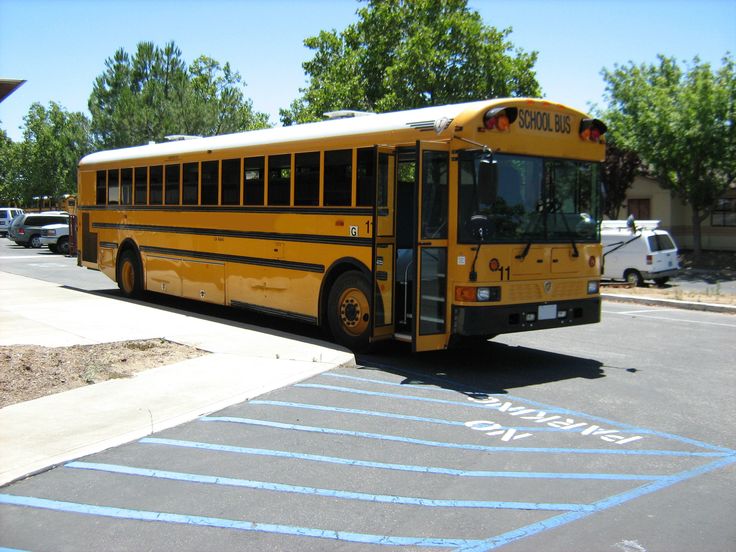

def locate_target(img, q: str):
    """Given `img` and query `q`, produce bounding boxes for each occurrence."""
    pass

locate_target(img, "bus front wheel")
[327,271,371,352]
[117,249,143,297]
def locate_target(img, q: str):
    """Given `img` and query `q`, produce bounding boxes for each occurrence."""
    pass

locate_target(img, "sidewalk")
[0,272,355,486]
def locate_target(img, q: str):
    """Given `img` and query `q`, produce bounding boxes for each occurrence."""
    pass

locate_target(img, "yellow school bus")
[77,99,606,352]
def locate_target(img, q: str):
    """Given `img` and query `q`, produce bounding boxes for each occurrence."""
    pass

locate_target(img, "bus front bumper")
[452,297,601,337]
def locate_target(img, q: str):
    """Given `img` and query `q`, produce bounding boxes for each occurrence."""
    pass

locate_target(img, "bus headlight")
[587,280,599,294]
[476,287,492,301]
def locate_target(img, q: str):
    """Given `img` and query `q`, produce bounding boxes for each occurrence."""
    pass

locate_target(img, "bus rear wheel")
[117,249,143,297]
[327,271,371,352]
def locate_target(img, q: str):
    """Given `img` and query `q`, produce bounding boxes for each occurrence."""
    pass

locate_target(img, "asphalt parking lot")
[2,357,735,551]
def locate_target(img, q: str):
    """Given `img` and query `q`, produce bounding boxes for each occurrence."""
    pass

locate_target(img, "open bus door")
[371,147,397,341]
[413,142,450,352]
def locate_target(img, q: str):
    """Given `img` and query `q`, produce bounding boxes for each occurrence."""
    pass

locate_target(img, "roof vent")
[164,134,202,141]
[323,110,374,120]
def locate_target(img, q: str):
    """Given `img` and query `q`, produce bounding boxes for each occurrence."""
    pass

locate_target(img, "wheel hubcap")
[339,287,369,336]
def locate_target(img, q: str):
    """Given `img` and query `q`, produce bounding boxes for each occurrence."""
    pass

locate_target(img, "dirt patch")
[1,339,207,408]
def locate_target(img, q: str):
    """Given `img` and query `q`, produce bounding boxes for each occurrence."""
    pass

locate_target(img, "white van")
[601,219,680,286]
[0,207,24,237]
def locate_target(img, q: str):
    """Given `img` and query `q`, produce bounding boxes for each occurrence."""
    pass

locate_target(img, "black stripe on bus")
[92,222,372,247]
[99,241,118,249]
[79,205,373,216]
[230,300,318,325]
[139,245,325,273]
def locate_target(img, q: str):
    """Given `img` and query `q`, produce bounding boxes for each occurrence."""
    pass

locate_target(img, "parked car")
[601,218,680,286]
[39,222,71,254]
[0,207,24,237]
[8,212,69,248]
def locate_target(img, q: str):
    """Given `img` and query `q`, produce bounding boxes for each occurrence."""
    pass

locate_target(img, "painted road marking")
[140,437,667,481]
[0,493,477,548]
[603,309,736,328]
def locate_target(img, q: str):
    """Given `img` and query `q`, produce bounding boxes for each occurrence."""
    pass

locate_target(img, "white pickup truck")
[39,222,71,255]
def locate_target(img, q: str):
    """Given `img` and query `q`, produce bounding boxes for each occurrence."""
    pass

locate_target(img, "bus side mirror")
[478,156,498,204]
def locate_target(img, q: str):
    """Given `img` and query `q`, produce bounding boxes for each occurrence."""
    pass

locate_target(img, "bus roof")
[79,98,586,167]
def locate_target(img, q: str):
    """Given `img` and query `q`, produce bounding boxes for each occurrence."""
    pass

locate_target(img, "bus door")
[414,142,450,352]
[372,147,397,341]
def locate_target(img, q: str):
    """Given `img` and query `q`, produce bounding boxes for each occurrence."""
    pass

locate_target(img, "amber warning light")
[579,118,607,142]
[483,107,518,131]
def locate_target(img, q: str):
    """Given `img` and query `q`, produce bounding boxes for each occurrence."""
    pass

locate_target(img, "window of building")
[356,147,375,207]
[182,162,199,205]
[134,167,148,205]
[107,169,119,205]
[295,152,320,206]
[268,154,291,206]
[165,164,180,205]
[712,197,736,226]
[324,149,352,206]
[150,165,163,205]
[243,157,264,205]
[96,171,106,205]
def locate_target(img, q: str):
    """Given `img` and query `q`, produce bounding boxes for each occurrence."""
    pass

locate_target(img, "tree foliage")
[601,54,736,254]
[281,0,541,125]
[0,103,92,205]
[89,41,269,149]
[600,142,642,219]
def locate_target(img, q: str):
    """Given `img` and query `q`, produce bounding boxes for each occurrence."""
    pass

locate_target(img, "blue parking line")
[200,416,727,457]
[322,373,735,454]
[65,461,589,512]
[141,437,666,481]
[0,493,477,547]
[454,454,736,551]
[251,400,553,432]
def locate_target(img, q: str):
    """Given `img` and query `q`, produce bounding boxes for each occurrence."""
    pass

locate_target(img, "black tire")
[29,234,42,248]
[57,236,70,256]
[624,269,644,287]
[327,271,372,352]
[117,249,143,297]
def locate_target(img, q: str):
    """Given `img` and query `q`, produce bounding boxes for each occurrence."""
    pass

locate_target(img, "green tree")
[601,54,736,255]
[281,0,541,125]
[15,102,92,205]
[89,41,269,149]
[0,128,23,204]
[601,142,642,219]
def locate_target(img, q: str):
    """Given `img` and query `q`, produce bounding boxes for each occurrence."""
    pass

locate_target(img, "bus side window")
[219,159,239,205]
[182,162,199,205]
[356,147,375,207]
[121,168,133,205]
[107,169,119,205]
[150,165,163,205]
[295,152,320,206]
[165,164,180,205]
[244,157,264,205]
[268,154,291,206]
[202,160,219,205]
[134,167,148,205]
[324,149,352,206]
[96,170,106,205]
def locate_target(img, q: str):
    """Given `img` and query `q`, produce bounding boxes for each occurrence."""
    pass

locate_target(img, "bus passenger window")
[324,149,351,206]
[96,170,106,205]
[165,164,180,205]
[220,159,239,205]
[150,165,163,205]
[121,168,133,205]
[182,162,199,205]
[357,148,375,207]
[202,160,219,205]
[295,152,320,206]
[107,169,119,205]
[268,154,291,206]
[134,167,148,205]
[244,157,264,205]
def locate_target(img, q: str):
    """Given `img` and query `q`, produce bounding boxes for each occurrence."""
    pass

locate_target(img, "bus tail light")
[579,118,607,142]
[483,107,518,131]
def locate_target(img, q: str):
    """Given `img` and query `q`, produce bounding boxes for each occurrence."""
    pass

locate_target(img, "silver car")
[9,212,69,248]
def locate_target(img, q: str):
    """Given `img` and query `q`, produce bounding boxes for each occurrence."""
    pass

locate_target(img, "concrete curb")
[602,293,736,314]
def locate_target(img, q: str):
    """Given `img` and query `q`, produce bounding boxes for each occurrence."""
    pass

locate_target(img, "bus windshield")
[458,151,601,244]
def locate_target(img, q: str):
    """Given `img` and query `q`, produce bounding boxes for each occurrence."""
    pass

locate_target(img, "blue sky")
[1,0,734,142]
